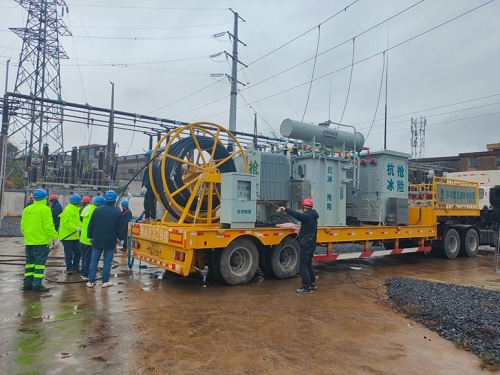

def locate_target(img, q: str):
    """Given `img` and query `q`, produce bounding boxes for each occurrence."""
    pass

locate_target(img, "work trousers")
[299,245,316,290]
[80,243,92,278]
[62,240,81,272]
[143,195,157,220]
[88,248,115,284]
[24,245,50,289]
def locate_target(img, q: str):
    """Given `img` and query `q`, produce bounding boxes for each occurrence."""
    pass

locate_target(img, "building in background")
[409,143,500,183]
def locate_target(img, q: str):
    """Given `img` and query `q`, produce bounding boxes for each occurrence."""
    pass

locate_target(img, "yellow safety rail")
[409,177,479,220]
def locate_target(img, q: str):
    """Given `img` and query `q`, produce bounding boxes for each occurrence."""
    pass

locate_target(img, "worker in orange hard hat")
[277,198,319,294]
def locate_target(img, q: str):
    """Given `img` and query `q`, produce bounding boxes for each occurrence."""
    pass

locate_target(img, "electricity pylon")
[9,0,71,159]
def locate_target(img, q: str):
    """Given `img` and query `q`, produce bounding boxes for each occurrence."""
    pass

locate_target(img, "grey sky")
[1,0,499,158]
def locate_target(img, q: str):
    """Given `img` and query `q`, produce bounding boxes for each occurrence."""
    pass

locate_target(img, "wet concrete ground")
[0,236,499,375]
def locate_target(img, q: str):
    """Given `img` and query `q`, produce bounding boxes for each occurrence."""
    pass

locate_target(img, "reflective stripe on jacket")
[58,203,81,241]
[80,204,96,245]
[20,199,59,245]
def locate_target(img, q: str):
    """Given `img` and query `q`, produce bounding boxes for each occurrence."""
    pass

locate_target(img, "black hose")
[155,136,236,221]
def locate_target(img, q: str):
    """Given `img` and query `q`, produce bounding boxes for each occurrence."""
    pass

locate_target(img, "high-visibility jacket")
[58,203,81,241]
[80,204,97,245]
[20,199,58,245]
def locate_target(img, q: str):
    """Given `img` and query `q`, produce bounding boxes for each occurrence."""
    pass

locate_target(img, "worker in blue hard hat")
[79,196,104,281]
[59,194,83,275]
[86,190,124,288]
[20,189,59,292]
[119,200,133,252]
[140,150,160,223]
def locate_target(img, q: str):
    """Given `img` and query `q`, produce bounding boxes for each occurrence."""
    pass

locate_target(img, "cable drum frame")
[150,122,249,225]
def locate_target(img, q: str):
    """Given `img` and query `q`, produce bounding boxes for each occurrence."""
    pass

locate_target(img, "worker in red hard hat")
[80,196,91,218]
[277,198,319,294]
[49,194,62,231]
[25,193,34,207]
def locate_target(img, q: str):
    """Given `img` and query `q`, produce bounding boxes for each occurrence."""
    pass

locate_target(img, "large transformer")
[279,119,365,226]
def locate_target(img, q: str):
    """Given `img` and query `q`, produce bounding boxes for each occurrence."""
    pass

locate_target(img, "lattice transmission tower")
[9,0,71,158]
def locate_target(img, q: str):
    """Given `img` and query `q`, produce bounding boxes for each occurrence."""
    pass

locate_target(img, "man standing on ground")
[79,196,91,219]
[79,196,104,281]
[20,189,59,292]
[119,200,132,252]
[140,150,159,223]
[49,194,62,231]
[277,198,319,294]
[24,193,33,208]
[59,194,82,274]
[86,190,123,288]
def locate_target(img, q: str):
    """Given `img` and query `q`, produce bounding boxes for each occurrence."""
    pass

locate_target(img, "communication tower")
[9,0,71,160]
[410,116,426,159]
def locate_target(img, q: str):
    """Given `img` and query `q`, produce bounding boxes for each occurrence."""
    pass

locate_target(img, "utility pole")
[106,82,115,181]
[253,112,258,149]
[227,9,247,144]
[384,50,388,150]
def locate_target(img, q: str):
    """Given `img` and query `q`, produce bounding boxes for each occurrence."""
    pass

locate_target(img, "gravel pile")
[387,277,500,365]
[0,216,22,237]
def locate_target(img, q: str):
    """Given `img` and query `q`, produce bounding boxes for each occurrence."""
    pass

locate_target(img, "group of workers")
[20,189,132,292]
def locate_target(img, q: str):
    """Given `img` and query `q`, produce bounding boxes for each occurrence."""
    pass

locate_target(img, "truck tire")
[258,248,273,277]
[443,228,460,259]
[208,249,224,282]
[459,228,479,257]
[431,240,444,258]
[219,238,259,285]
[269,237,300,279]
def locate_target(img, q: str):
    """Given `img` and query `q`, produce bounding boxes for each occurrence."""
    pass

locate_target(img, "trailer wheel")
[208,249,224,282]
[269,237,300,279]
[459,228,479,257]
[431,241,444,258]
[443,228,460,259]
[258,248,274,278]
[219,238,259,285]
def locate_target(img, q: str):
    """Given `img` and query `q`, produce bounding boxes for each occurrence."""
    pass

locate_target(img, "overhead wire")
[245,0,360,67]
[364,51,386,142]
[169,0,362,131]
[70,33,218,40]
[243,21,301,119]
[352,93,500,127]
[301,25,321,122]
[367,110,500,137]
[339,38,355,123]
[236,1,496,120]
[69,0,112,84]
[239,0,424,103]
[358,100,500,131]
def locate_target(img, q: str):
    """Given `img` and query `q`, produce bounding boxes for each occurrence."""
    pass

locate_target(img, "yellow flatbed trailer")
[129,178,484,285]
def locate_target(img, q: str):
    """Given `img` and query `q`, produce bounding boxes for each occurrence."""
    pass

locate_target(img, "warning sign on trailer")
[436,184,477,206]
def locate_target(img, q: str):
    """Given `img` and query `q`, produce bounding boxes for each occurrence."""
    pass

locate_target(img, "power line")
[237,1,495,117]
[246,0,360,67]
[70,33,218,40]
